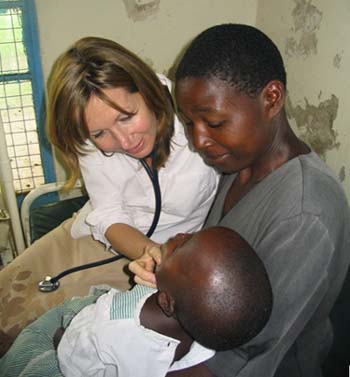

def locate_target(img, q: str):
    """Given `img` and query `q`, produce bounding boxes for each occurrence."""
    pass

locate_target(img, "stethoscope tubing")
[38,156,161,292]
[140,159,161,238]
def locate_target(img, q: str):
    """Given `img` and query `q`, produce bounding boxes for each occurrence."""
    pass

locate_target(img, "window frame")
[0,0,55,205]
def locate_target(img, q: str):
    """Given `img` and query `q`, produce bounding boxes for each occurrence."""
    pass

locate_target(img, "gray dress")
[205,152,350,377]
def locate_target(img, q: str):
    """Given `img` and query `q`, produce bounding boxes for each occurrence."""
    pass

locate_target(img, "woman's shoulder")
[298,152,349,216]
[246,152,348,225]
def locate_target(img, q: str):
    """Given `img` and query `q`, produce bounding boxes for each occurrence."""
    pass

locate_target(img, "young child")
[0,227,272,377]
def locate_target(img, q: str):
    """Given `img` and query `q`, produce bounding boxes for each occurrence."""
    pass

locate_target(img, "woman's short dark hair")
[176,23,286,98]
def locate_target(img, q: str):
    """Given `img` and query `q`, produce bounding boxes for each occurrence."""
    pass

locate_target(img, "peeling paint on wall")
[286,94,339,159]
[333,51,343,69]
[285,0,322,58]
[122,0,160,22]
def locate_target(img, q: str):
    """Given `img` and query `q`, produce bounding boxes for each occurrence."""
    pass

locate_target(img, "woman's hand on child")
[129,245,162,288]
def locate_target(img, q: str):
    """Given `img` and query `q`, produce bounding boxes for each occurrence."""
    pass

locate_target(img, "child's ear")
[157,291,175,317]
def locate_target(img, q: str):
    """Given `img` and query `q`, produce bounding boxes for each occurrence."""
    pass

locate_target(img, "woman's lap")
[0,217,132,338]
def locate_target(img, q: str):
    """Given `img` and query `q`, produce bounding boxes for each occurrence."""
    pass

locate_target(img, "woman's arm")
[78,147,155,248]
[105,223,159,260]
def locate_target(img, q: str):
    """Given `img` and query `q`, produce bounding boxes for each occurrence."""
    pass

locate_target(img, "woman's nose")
[111,127,132,150]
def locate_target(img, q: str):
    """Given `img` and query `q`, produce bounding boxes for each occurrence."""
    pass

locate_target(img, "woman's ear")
[157,291,176,317]
[261,80,285,119]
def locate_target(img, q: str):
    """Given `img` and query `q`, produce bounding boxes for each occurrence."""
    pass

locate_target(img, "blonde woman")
[0,37,219,340]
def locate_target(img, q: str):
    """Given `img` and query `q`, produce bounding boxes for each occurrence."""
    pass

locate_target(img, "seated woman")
[130,23,350,377]
[0,227,272,377]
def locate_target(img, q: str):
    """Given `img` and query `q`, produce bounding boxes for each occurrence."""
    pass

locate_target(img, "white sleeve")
[74,146,136,247]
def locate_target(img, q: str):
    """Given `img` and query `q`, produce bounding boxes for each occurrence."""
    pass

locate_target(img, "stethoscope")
[38,156,161,293]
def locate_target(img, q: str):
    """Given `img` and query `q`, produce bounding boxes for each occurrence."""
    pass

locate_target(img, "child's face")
[155,228,219,293]
[160,233,192,263]
[155,232,193,289]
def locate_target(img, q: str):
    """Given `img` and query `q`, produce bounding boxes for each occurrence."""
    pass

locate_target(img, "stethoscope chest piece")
[38,276,60,292]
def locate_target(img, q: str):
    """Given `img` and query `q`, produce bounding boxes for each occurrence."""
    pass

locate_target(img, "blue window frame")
[0,0,55,205]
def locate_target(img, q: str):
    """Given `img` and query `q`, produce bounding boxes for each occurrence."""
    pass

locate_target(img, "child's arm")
[53,327,65,350]
[105,223,159,260]
[0,330,14,357]
[173,337,192,362]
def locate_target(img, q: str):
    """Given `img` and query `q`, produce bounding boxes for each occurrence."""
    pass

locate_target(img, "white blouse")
[71,76,220,248]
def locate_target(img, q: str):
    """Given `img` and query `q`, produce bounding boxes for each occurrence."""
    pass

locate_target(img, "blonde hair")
[47,37,174,189]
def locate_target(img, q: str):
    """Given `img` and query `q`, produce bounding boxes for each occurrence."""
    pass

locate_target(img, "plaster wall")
[34,0,350,200]
[256,0,350,199]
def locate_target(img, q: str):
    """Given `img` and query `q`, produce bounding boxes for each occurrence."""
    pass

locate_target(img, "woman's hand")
[129,245,162,288]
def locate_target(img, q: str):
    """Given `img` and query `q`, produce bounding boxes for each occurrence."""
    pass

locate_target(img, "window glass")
[0,1,51,195]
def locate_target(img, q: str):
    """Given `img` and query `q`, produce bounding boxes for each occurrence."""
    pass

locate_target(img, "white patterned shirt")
[58,285,214,377]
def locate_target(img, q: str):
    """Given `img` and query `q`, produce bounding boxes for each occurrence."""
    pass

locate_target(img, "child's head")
[155,226,273,351]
